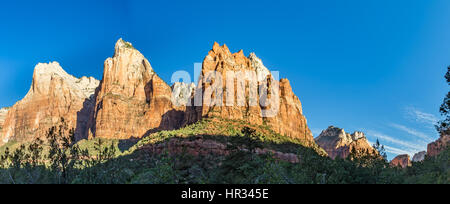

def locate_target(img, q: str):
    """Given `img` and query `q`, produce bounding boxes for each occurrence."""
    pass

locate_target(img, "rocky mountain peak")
[390,154,412,168]
[211,42,231,56]
[29,62,99,99]
[315,126,376,159]
[193,42,316,145]
[87,39,180,140]
[101,38,154,101]
[351,131,366,141]
[1,62,99,145]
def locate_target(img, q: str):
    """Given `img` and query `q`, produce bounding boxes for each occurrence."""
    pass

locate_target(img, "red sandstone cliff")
[86,39,183,140]
[185,43,314,145]
[427,135,449,157]
[0,62,99,145]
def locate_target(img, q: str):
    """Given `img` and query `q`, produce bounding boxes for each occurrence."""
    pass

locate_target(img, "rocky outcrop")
[390,154,412,168]
[0,108,8,139]
[186,43,314,145]
[86,39,183,140]
[412,151,426,162]
[315,126,377,159]
[427,135,450,157]
[0,62,99,145]
[0,40,317,151]
[0,108,8,128]
[141,138,300,163]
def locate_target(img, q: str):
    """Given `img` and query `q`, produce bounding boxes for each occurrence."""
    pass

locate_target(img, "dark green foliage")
[0,119,448,184]
[437,66,450,135]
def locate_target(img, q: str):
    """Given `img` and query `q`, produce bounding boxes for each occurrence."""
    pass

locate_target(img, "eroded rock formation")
[390,154,412,168]
[427,135,450,157]
[0,108,8,139]
[315,126,377,159]
[86,39,183,140]
[0,40,318,151]
[186,43,314,145]
[0,62,99,145]
[0,108,8,128]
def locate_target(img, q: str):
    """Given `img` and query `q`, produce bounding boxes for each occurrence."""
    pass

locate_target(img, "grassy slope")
[127,117,327,156]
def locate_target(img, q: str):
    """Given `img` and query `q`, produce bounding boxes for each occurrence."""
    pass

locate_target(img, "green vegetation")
[0,66,449,184]
[0,117,448,184]
[437,66,450,135]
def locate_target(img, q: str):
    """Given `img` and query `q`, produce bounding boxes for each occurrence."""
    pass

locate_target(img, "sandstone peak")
[115,38,134,49]
[29,62,99,99]
[113,38,141,59]
[390,154,412,168]
[315,126,376,159]
[1,62,99,145]
[195,43,316,146]
[34,61,67,76]
[87,39,180,140]
[210,42,232,57]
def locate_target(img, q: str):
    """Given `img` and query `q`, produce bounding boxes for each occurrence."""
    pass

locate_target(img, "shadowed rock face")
[315,126,377,159]
[390,154,412,168]
[427,135,450,157]
[0,62,99,145]
[185,43,315,145]
[412,151,426,162]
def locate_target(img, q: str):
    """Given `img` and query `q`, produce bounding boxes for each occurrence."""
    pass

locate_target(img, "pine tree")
[437,66,450,135]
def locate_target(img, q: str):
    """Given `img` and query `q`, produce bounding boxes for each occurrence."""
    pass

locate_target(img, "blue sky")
[0,0,449,159]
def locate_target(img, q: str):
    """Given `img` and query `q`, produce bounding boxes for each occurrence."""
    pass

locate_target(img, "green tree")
[437,66,450,135]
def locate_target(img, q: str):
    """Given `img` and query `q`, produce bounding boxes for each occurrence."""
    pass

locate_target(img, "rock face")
[141,138,300,163]
[390,154,412,168]
[412,151,426,162]
[0,108,8,139]
[86,39,183,140]
[0,40,317,150]
[315,126,377,159]
[0,62,99,145]
[171,82,196,107]
[427,135,450,157]
[0,108,8,128]
[186,43,314,145]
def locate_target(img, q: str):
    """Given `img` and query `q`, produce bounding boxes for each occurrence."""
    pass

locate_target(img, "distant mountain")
[315,126,377,159]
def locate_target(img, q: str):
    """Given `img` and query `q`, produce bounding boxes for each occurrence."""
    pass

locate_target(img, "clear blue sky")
[1,0,449,159]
